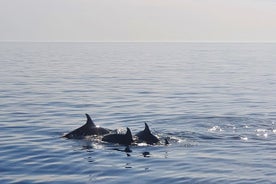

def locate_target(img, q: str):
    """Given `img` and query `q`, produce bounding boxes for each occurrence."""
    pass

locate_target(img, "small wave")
[208,126,223,132]
[255,129,269,138]
[240,136,248,141]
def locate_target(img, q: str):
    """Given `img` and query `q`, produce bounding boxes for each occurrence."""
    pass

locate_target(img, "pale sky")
[0,0,276,42]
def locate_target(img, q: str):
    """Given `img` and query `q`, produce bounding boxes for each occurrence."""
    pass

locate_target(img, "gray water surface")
[0,42,276,183]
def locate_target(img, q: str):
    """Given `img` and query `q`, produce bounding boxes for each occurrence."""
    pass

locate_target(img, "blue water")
[1,42,276,184]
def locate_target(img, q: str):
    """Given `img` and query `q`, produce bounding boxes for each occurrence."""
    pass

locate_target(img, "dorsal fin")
[126,127,133,138]
[126,127,134,144]
[85,113,96,127]
[144,122,151,134]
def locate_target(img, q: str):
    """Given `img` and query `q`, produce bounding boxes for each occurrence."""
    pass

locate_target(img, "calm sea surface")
[0,42,276,184]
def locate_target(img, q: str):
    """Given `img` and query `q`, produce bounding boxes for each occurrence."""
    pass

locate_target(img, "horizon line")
[1,40,276,44]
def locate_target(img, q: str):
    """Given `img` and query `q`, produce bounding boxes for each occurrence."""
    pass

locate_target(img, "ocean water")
[0,42,276,184]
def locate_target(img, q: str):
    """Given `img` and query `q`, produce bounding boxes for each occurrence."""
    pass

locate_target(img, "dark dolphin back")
[85,114,110,135]
[102,127,134,146]
[64,114,110,139]
[136,123,160,144]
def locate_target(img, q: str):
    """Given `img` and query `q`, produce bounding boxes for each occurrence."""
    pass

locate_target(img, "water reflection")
[125,163,132,169]
[142,151,150,157]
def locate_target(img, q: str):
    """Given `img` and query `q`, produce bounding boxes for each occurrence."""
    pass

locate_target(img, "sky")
[0,0,276,42]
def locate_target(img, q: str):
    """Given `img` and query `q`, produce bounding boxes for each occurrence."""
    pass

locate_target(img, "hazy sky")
[0,0,276,42]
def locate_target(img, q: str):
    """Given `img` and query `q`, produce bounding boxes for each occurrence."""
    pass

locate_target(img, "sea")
[0,42,276,184]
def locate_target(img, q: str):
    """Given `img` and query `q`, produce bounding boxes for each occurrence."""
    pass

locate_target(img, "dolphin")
[102,127,134,146]
[63,113,110,139]
[135,123,160,144]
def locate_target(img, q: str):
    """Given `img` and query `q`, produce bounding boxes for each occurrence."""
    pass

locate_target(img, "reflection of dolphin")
[102,128,134,146]
[135,123,160,144]
[64,114,110,139]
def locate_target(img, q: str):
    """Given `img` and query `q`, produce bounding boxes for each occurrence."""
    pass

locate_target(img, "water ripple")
[1,42,276,183]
